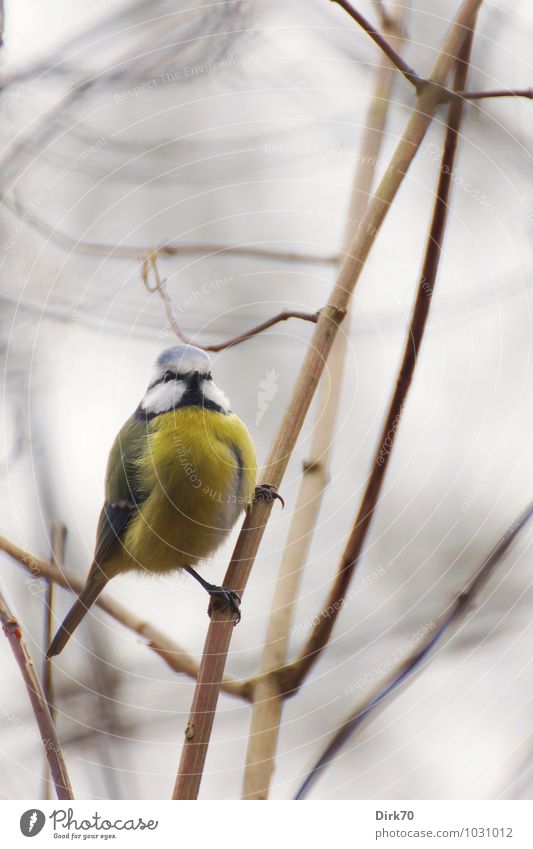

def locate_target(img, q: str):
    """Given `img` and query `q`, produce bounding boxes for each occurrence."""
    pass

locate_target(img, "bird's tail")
[47,567,108,658]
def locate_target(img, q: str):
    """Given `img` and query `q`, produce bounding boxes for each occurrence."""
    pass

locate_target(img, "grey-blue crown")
[156,345,211,369]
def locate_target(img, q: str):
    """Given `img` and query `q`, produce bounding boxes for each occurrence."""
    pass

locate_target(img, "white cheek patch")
[142,380,186,414]
[204,381,230,413]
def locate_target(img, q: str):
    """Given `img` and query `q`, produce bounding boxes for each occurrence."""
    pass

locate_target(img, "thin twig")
[172,0,484,801]
[42,524,66,800]
[332,0,420,88]
[295,499,533,798]
[284,14,479,694]
[241,0,408,800]
[0,587,74,799]
[0,534,248,700]
[459,87,533,100]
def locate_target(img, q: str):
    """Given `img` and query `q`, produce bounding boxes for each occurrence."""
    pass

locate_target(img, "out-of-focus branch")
[284,15,479,694]
[172,0,484,801]
[241,0,408,801]
[333,1,531,105]
[0,195,339,265]
[0,534,248,700]
[295,499,533,799]
[0,588,74,800]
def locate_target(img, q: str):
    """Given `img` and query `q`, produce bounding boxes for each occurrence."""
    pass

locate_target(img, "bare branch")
[0,534,248,700]
[141,252,318,351]
[1,195,339,266]
[172,0,484,801]
[242,0,409,801]
[284,13,479,694]
[332,1,532,107]
[459,87,533,100]
[295,499,533,799]
[42,524,66,800]
[0,587,74,799]
[332,0,420,88]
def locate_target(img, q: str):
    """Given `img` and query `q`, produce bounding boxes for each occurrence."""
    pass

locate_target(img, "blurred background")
[0,0,532,800]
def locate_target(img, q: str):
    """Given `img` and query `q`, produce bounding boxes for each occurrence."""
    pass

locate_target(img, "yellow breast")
[122,407,256,573]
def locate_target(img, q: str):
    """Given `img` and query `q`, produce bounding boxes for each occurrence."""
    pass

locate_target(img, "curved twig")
[141,252,318,350]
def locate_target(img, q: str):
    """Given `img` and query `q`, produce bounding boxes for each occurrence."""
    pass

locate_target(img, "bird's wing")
[93,416,149,567]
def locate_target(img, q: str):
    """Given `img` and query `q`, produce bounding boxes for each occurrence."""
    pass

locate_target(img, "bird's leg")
[254,483,285,509]
[184,566,241,625]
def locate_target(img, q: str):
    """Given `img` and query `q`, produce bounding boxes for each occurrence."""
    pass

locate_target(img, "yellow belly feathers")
[117,407,256,574]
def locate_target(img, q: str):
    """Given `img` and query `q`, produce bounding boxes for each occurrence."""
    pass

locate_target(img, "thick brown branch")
[0,535,248,700]
[284,16,478,694]
[0,588,74,799]
[459,87,533,100]
[172,0,484,801]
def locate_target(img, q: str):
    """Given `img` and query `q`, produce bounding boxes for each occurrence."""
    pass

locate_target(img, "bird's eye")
[205,372,213,381]
[162,371,175,382]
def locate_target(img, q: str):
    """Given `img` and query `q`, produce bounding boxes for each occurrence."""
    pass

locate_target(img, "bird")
[47,344,261,658]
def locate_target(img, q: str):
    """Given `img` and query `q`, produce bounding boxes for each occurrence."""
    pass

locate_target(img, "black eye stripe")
[157,370,211,386]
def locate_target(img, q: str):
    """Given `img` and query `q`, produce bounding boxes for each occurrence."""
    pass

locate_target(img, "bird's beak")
[190,370,201,388]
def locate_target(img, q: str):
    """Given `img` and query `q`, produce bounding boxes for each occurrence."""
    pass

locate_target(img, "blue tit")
[47,344,258,658]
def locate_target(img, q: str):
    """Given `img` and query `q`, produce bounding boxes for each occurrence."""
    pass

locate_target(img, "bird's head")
[141,345,230,416]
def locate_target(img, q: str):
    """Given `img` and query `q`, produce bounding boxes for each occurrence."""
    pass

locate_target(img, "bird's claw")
[254,483,285,509]
[207,587,242,625]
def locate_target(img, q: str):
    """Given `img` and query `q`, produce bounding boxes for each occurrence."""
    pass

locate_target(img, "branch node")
[415,78,455,106]
[319,305,347,325]
[302,459,325,474]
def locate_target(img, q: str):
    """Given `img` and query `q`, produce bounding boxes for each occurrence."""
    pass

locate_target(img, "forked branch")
[172,0,484,801]
[0,534,248,700]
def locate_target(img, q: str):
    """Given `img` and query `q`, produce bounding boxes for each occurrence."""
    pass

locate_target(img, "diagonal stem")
[241,0,409,801]
[284,14,479,694]
[0,588,74,799]
[171,0,484,801]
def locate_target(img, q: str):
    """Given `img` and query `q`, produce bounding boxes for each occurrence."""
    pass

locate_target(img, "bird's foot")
[184,566,242,625]
[254,483,285,509]
[207,586,242,625]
